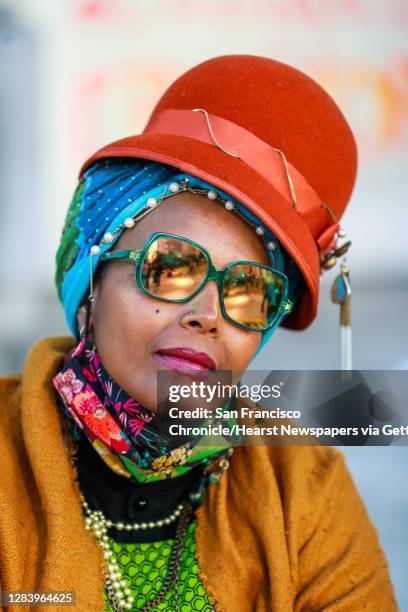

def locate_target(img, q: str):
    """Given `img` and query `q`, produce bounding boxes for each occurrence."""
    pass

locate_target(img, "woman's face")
[77,192,270,411]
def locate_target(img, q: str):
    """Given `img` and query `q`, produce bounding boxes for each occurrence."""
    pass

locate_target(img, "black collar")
[75,433,204,543]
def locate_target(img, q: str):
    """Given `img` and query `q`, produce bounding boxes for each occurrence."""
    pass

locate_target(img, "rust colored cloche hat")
[80,54,358,332]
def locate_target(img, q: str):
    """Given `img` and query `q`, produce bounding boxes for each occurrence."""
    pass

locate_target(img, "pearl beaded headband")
[87,176,279,302]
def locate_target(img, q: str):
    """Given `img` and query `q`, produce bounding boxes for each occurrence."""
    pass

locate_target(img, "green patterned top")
[103,519,215,611]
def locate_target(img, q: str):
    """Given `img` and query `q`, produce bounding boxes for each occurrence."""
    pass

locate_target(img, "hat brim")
[80,133,319,331]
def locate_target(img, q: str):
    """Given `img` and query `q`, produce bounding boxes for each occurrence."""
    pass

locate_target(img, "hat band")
[145,108,337,251]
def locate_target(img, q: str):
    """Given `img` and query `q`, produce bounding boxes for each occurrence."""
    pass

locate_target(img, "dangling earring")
[320,208,352,375]
[330,260,352,373]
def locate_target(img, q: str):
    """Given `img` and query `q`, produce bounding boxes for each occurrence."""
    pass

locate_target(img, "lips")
[155,347,216,370]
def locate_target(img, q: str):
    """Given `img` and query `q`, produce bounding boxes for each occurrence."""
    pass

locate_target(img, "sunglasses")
[98,232,293,332]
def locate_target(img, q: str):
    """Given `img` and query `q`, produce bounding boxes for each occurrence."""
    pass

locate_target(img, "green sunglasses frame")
[99,231,294,333]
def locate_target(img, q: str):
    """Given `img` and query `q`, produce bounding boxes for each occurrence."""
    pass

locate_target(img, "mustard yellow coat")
[0,336,398,611]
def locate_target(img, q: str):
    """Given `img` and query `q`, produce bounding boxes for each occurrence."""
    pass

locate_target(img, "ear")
[76,301,90,335]
[76,287,98,337]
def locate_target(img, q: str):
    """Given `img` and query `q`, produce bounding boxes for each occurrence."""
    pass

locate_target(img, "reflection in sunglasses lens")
[141,238,208,300]
[224,264,283,330]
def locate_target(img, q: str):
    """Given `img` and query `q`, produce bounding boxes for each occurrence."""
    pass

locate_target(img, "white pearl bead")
[147,197,157,208]
[90,245,100,255]
[132,524,140,530]
[267,241,277,251]
[124,217,135,228]
[225,200,235,210]
[124,603,132,610]
[124,588,131,596]
[157,520,163,527]
[103,232,114,243]
[255,226,265,235]
[164,518,171,525]
[207,190,217,200]
[116,522,124,530]
[104,551,112,558]
[148,521,155,529]
[124,524,132,531]
[338,227,347,238]
[169,182,180,193]
[120,580,127,587]
[141,522,148,530]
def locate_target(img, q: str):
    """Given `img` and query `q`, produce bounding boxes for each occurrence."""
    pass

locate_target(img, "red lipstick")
[154,347,216,377]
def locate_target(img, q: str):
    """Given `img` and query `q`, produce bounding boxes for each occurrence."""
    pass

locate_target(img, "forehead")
[114,192,270,267]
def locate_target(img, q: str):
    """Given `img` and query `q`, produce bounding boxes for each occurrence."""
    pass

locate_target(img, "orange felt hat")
[80,54,358,331]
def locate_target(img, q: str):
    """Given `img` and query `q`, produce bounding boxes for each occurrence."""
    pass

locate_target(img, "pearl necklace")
[81,494,185,610]
[82,496,184,532]
[79,450,234,610]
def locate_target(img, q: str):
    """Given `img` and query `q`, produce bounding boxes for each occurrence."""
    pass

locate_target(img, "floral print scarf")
[53,337,239,483]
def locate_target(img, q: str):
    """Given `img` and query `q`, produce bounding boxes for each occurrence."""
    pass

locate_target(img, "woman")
[0,55,397,611]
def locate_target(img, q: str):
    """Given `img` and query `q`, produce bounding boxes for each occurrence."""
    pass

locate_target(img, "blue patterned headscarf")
[55,158,302,361]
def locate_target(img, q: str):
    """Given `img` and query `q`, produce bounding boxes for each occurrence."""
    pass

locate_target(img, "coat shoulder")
[230,396,348,516]
[233,394,345,491]
[235,440,345,497]
[0,371,22,422]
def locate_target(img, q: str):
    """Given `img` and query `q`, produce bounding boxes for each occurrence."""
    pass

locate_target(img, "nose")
[180,281,222,336]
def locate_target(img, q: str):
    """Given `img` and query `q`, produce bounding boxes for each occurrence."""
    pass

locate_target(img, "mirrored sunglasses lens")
[223,264,283,330]
[141,237,208,300]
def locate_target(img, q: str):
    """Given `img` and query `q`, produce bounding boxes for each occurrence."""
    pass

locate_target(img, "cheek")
[91,280,164,364]
[227,329,262,370]
[90,280,176,409]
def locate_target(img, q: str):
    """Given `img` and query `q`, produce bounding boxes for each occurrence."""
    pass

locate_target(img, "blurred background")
[0,0,407,606]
